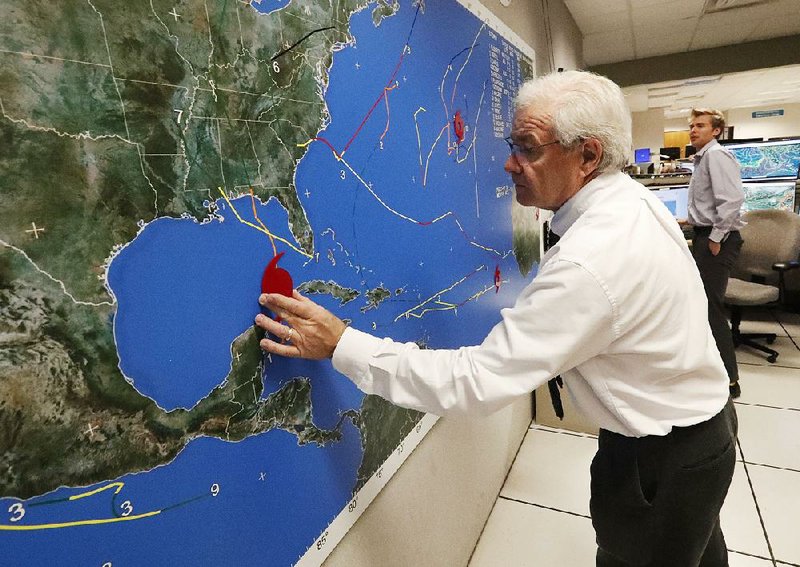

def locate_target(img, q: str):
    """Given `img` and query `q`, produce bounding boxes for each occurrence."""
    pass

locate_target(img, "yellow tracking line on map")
[0,510,162,531]
[394,266,487,322]
[218,187,312,259]
[69,481,123,500]
[0,481,162,531]
[249,188,277,257]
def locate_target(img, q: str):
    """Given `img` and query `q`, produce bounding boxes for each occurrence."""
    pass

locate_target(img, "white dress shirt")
[687,139,746,242]
[333,172,729,437]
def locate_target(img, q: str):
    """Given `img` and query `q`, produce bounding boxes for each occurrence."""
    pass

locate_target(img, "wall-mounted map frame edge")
[296,413,438,565]
[457,0,538,62]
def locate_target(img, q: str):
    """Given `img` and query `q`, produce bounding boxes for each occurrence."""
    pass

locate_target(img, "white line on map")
[0,48,110,68]
[86,0,131,140]
[0,239,114,307]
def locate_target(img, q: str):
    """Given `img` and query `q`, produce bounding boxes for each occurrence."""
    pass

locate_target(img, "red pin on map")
[494,264,501,293]
[453,110,465,144]
[261,252,294,321]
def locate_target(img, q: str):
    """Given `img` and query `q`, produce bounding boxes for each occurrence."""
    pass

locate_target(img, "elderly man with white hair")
[255,70,737,566]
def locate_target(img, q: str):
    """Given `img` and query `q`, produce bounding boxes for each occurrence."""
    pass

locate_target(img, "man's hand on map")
[255,291,347,360]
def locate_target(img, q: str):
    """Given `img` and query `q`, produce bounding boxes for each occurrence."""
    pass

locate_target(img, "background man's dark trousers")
[692,228,743,384]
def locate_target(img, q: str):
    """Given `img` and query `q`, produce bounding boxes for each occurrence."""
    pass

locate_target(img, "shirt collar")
[694,138,719,159]
[550,171,626,237]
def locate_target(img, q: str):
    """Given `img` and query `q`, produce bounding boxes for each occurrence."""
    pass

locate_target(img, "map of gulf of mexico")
[0,0,537,564]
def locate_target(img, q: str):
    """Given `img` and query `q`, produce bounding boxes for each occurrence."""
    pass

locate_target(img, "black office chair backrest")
[736,209,800,279]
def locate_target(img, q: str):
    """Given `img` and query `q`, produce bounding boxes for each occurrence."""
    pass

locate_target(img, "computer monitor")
[651,185,689,219]
[741,181,796,213]
[634,148,651,163]
[685,145,697,158]
[726,139,800,180]
[719,138,763,146]
[660,146,681,160]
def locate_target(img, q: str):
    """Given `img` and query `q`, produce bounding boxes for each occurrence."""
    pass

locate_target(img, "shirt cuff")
[710,228,725,243]
[331,327,386,392]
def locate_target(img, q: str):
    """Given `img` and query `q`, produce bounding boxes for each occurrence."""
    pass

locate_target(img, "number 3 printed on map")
[8,502,25,522]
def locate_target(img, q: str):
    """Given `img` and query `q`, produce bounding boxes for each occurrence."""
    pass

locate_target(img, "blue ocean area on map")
[7,428,362,565]
[251,0,292,15]
[2,2,533,565]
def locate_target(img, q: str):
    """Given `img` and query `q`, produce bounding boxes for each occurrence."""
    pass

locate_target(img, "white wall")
[479,0,584,74]
[324,403,533,566]
[664,117,689,133]
[632,108,666,163]
[323,2,583,565]
[728,103,800,140]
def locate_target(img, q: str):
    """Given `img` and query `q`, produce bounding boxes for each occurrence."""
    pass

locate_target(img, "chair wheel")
[767,354,778,363]
[767,337,776,344]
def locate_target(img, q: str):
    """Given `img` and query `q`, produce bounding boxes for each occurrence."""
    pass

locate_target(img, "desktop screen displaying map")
[727,139,800,180]
[741,182,797,213]
[0,0,538,565]
[652,185,689,219]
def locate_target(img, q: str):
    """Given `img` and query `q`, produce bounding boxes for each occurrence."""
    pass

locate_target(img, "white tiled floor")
[470,311,800,567]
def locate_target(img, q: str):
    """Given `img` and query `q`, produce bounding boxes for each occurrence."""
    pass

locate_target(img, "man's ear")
[581,138,603,174]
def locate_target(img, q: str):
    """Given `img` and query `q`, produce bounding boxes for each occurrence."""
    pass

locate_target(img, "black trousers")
[591,400,738,566]
[692,229,743,383]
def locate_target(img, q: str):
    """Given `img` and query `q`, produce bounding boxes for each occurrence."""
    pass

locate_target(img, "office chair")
[724,209,800,363]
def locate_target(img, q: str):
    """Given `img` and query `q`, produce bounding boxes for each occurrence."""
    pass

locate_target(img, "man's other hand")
[255,290,347,360]
[708,240,721,256]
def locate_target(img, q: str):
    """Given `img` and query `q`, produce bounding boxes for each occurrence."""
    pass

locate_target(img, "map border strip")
[295,413,439,566]
[456,0,537,62]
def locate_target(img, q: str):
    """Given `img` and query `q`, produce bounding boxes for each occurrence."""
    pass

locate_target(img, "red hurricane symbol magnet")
[453,110,465,144]
[261,252,294,321]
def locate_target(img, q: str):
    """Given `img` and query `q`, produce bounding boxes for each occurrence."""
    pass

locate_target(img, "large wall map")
[0,0,536,564]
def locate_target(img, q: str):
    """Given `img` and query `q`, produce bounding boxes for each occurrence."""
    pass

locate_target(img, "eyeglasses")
[504,137,560,161]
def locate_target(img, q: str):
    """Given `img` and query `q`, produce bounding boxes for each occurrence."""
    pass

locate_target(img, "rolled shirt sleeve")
[706,150,744,243]
[332,258,616,416]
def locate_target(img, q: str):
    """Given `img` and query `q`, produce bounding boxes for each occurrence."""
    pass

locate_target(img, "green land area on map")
[0,0,421,500]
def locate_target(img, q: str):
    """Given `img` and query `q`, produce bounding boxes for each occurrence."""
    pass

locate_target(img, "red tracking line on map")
[312,5,420,159]
[304,7,505,263]
[313,55,405,159]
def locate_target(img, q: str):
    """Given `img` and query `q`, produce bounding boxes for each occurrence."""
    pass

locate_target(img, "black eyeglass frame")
[503,137,561,161]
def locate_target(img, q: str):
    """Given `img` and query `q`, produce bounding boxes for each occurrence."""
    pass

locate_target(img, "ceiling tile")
[631,0,704,24]
[689,22,758,50]
[583,29,636,66]
[628,0,705,8]
[699,3,781,27]
[569,9,629,34]
[565,0,630,16]
[747,15,800,42]
[633,25,695,58]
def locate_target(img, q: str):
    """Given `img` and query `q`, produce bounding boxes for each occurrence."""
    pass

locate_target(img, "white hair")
[514,70,632,173]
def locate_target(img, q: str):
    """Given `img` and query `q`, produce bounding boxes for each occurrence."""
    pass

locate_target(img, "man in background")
[256,71,737,565]
[687,108,745,398]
